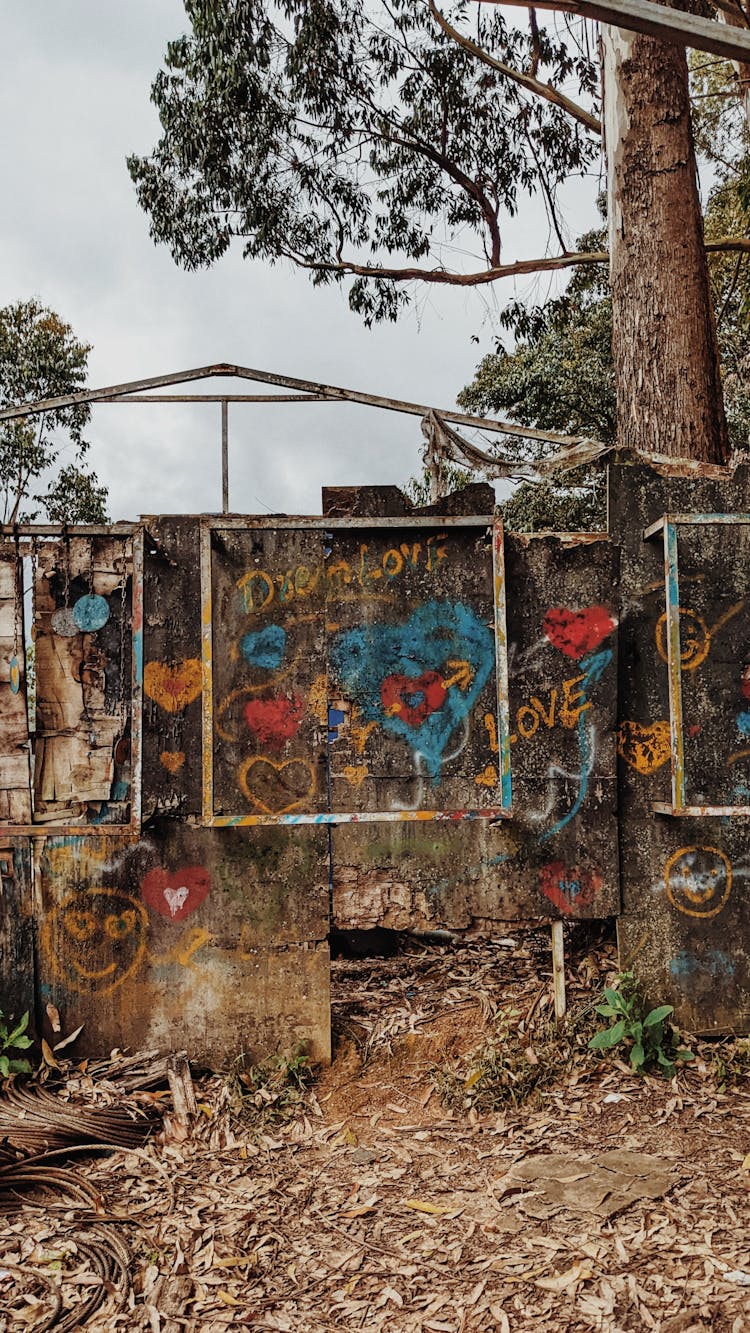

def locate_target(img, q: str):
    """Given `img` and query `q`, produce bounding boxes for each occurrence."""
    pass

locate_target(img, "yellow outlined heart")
[238,756,315,815]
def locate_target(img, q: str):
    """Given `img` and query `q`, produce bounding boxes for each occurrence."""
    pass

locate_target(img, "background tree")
[129,1,749,466]
[0,300,108,525]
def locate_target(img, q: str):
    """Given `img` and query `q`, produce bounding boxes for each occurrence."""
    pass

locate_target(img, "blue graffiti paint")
[330,600,494,782]
[670,949,734,985]
[736,709,750,738]
[72,594,110,633]
[241,624,287,671]
[540,646,613,842]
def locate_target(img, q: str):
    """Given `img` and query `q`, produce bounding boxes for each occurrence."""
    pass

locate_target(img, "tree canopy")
[128,0,602,323]
[0,300,108,525]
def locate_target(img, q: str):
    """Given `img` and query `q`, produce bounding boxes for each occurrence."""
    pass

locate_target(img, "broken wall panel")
[332,533,620,927]
[35,824,330,1065]
[142,518,203,816]
[610,461,750,1032]
[326,523,504,815]
[33,537,134,825]
[0,551,31,824]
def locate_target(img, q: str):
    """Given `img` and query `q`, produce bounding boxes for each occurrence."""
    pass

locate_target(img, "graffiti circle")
[655,608,710,671]
[42,888,148,994]
[664,846,732,919]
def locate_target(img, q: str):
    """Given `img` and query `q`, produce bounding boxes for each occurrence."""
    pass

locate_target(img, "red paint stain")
[543,606,616,660]
[244,694,306,749]
[380,671,447,727]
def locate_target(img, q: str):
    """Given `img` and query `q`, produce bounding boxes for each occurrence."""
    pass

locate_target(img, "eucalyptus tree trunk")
[602,26,730,464]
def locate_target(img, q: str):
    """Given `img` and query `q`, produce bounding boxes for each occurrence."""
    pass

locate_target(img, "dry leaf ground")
[1,927,749,1331]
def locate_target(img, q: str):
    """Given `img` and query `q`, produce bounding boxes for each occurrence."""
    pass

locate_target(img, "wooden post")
[551,920,566,1022]
[167,1051,198,1126]
[221,399,229,513]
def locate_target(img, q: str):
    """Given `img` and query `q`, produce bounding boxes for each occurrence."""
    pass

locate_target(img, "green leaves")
[0,299,107,524]
[128,0,599,323]
[0,1008,33,1079]
[587,974,693,1079]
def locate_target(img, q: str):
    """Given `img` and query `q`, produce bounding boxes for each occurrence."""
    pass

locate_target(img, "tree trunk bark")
[602,26,730,464]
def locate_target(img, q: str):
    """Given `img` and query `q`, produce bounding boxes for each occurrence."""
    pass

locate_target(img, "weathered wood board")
[34,825,330,1064]
[0,551,32,823]
[332,533,620,926]
[142,518,203,816]
[34,538,133,824]
[0,839,34,1028]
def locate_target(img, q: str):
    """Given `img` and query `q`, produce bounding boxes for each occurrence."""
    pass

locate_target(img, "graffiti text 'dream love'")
[237,537,449,614]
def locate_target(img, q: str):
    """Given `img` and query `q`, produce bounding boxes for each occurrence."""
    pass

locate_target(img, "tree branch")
[283,237,750,287]
[428,0,601,134]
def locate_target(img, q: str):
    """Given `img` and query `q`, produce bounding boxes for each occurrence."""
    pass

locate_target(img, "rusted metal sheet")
[142,519,203,816]
[34,825,330,1065]
[333,533,620,927]
[610,461,750,1031]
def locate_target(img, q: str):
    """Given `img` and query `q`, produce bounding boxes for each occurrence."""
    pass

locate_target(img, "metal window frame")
[200,515,512,826]
[0,529,144,837]
[644,512,750,817]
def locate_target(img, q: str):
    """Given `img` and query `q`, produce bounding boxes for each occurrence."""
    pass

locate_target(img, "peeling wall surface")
[0,461,748,1063]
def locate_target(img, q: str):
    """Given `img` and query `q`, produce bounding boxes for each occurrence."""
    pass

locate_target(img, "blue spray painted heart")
[241,623,287,670]
[330,600,494,782]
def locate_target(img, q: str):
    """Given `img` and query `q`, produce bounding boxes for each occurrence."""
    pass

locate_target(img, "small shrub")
[0,1009,33,1078]
[227,1047,312,1129]
[588,971,694,1077]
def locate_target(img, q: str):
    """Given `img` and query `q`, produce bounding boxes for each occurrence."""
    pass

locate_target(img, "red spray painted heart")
[380,671,447,728]
[543,605,616,660]
[243,694,306,749]
[539,860,602,916]
[141,866,211,922]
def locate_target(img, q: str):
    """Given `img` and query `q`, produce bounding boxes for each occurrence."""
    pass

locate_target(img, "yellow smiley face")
[43,889,148,995]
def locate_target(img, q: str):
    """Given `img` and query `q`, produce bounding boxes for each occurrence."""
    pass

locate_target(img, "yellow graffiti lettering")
[342,764,369,787]
[442,659,474,691]
[382,548,404,578]
[350,720,378,755]
[475,764,497,788]
[483,712,499,754]
[516,705,540,739]
[559,673,592,729]
[531,691,557,729]
[400,542,421,566]
[237,569,275,615]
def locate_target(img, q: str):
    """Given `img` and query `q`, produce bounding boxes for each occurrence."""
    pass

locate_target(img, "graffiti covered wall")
[0,461,748,1063]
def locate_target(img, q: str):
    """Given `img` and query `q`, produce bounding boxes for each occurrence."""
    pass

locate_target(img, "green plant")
[227,1047,312,1129]
[588,972,694,1078]
[0,1009,33,1077]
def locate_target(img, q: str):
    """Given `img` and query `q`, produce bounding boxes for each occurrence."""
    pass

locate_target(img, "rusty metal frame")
[0,528,144,837]
[646,513,750,818]
[200,516,512,826]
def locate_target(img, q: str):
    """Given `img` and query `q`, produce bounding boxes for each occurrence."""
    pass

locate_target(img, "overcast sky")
[0,2,599,521]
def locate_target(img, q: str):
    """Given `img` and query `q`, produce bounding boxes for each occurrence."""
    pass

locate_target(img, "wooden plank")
[0,551,32,823]
[33,538,134,825]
